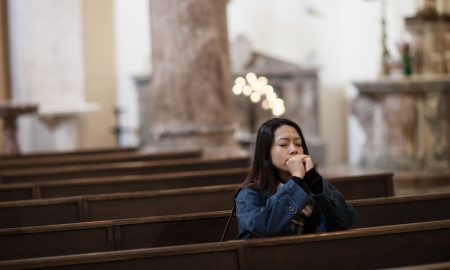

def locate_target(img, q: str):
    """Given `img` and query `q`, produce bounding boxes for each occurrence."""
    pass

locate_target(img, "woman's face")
[270,125,304,178]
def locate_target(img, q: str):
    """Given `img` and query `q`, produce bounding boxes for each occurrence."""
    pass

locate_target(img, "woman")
[236,118,356,239]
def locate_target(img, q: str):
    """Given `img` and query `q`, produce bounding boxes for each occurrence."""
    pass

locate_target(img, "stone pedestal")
[37,103,99,151]
[351,76,449,170]
[0,103,37,155]
[147,0,242,157]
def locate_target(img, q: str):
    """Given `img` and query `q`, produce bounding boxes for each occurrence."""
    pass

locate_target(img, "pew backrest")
[0,184,236,228]
[0,147,137,161]
[1,192,449,260]
[0,150,202,170]
[0,219,448,270]
[0,171,393,202]
[0,173,394,228]
[380,261,450,270]
[324,172,394,199]
[0,168,249,201]
[0,157,251,183]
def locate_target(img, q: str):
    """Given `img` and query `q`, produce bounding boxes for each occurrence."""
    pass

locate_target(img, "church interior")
[0,0,449,269]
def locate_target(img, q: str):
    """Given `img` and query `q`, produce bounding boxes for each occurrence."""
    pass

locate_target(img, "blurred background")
[0,0,448,180]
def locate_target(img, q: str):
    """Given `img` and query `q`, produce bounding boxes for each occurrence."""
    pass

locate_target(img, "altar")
[350,75,449,170]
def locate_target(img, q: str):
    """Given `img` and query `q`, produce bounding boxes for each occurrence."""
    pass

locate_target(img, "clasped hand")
[286,154,314,179]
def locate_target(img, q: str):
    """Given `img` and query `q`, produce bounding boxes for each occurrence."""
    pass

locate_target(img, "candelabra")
[232,72,285,116]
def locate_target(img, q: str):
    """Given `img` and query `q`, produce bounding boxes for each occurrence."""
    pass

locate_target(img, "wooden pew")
[0,171,392,202]
[0,219,448,270]
[0,174,394,228]
[1,192,449,260]
[0,147,137,161]
[381,261,450,270]
[0,149,202,170]
[0,156,251,183]
[0,184,235,228]
[0,168,248,201]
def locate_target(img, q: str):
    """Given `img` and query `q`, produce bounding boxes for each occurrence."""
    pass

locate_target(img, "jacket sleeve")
[236,180,312,237]
[305,169,356,231]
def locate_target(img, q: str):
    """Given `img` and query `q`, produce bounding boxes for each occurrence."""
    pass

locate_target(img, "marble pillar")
[148,0,241,157]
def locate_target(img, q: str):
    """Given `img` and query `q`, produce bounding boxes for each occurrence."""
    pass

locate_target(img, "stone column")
[148,0,241,157]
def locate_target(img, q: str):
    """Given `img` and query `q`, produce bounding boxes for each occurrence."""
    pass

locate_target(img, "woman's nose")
[289,145,298,155]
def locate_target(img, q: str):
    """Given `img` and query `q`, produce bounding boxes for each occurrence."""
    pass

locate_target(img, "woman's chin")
[278,171,292,182]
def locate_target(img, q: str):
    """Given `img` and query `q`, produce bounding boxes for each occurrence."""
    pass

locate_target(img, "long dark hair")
[240,118,309,197]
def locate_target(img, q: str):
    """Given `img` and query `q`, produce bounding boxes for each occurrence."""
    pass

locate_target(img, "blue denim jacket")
[236,177,356,239]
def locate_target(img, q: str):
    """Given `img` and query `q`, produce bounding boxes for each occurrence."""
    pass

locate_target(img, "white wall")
[113,0,151,147]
